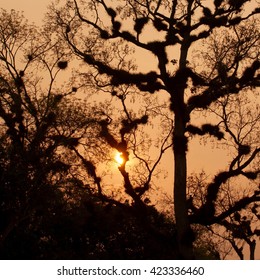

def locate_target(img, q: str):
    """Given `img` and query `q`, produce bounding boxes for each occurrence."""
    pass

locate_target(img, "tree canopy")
[0,0,259,259]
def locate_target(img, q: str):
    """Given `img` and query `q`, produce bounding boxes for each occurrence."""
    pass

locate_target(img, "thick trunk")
[171,40,194,258]
[249,240,256,260]
[173,111,194,259]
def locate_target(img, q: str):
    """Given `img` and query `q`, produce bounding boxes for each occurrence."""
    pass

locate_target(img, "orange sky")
[0,0,48,23]
[1,0,259,260]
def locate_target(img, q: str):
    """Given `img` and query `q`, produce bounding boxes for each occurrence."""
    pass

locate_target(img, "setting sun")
[115,152,124,165]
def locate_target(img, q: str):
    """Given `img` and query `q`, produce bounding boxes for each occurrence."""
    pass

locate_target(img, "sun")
[114,152,124,165]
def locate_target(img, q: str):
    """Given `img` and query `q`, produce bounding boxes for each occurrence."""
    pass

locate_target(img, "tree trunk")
[249,240,256,260]
[171,33,194,258]
[173,110,194,259]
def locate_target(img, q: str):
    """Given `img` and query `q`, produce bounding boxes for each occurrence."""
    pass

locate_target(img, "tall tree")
[0,8,104,248]
[50,0,260,258]
[0,8,178,259]
[187,20,259,259]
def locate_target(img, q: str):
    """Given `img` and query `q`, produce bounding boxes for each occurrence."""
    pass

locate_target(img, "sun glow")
[114,152,124,165]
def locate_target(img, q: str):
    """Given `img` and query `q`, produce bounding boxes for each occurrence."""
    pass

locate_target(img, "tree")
[0,8,106,249]
[186,20,260,259]
[50,0,260,258]
[188,172,260,260]
[187,89,259,259]
[0,8,180,259]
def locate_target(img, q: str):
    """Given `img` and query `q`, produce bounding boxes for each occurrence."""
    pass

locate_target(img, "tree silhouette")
[50,0,260,258]
[0,8,104,253]
[0,8,184,259]
[1,1,259,259]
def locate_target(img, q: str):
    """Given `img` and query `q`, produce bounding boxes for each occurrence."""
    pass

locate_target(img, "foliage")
[0,8,176,260]
[1,0,260,259]
[48,0,259,259]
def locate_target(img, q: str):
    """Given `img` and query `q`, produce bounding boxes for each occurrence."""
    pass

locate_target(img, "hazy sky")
[1,0,259,260]
[0,0,49,24]
[0,2,255,175]
[0,0,253,203]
